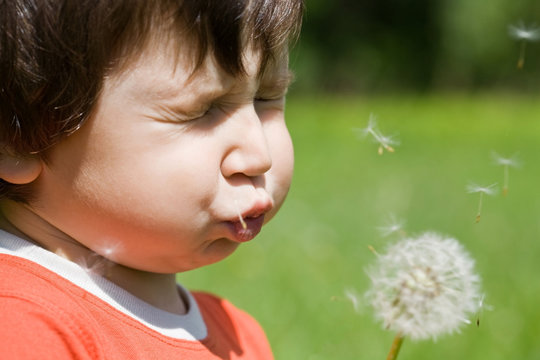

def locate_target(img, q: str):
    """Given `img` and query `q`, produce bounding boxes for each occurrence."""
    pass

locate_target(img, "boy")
[0,0,303,359]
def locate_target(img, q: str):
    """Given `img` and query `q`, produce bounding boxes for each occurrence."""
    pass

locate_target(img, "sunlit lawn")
[179,93,540,359]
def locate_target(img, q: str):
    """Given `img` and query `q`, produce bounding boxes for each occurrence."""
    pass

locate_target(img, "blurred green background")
[290,0,540,94]
[180,1,540,359]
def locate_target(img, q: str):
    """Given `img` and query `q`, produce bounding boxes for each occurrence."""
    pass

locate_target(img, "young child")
[0,0,303,358]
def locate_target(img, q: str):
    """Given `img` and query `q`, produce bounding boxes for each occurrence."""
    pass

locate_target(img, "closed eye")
[254,96,285,102]
[153,102,212,123]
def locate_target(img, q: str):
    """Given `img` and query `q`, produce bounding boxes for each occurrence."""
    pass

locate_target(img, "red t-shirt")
[0,250,273,359]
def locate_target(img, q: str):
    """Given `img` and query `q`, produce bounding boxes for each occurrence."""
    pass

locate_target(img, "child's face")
[31,40,294,273]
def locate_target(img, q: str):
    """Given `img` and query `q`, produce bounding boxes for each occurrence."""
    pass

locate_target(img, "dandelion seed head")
[508,21,540,41]
[365,232,482,340]
[466,183,498,196]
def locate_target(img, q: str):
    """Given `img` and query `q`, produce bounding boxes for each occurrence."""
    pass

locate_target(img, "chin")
[172,238,240,273]
[205,237,240,261]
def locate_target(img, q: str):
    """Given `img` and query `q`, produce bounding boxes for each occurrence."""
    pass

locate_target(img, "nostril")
[221,148,272,179]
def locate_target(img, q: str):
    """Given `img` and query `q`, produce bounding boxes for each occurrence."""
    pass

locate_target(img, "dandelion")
[365,232,482,359]
[466,183,498,223]
[508,21,540,69]
[355,113,399,155]
[378,214,407,238]
[492,152,520,196]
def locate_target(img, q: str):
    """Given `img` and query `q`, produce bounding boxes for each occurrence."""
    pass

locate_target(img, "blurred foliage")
[290,0,540,93]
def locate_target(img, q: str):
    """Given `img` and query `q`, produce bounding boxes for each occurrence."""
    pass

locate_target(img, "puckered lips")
[226,201,273,243]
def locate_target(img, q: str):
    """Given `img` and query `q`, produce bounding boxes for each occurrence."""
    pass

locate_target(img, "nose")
[220,104,272,178]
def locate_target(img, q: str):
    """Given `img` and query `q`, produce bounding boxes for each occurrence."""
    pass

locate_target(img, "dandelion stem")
[518,41,526,69]
[503,165,509,196]
[386,333,404,360]
[476,192,483,223]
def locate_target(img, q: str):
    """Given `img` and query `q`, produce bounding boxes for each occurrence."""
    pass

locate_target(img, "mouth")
[226,200,273,243]
[227,214,266,243]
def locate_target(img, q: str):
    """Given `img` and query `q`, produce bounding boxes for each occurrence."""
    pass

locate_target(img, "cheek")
[276,131,294,185]
[41,122,216,231]
[267,122,295,200]
[74,146,215,217]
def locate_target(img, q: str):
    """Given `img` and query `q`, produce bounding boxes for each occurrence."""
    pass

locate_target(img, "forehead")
[107,36,291,103]
[101,0,301,99]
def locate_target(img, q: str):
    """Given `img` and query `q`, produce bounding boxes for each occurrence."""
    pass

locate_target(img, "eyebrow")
[257,69,295,95]
[142,65,296,116]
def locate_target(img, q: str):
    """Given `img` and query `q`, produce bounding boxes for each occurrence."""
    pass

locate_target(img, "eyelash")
[255,95,286,103]
[179,95,285,122]
[255,97,277,102]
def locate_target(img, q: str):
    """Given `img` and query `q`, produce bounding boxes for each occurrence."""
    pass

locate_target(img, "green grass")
[179,93,540,359]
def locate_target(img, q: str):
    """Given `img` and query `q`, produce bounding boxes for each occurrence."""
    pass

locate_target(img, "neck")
[0,199,187,315]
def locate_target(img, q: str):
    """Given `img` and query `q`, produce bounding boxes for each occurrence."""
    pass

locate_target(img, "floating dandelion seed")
[508,21,540,69]
[376,134,399,155]
[365,232,482,359]
[492,152,520,196]
[361,114,378,136]
[344,288,363,314]
[234,200,247,230]
[378,214,407,238]
[355,113,399,155]
[474,293,493,327]
[466,183,498,223]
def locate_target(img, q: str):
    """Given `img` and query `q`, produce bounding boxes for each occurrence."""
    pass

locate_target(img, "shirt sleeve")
[0,294,101,360]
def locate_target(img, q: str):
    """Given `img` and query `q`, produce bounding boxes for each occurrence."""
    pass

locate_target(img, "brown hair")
[0,0,304,201]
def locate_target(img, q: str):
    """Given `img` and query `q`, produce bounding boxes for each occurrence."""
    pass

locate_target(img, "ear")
[0,152,43,185]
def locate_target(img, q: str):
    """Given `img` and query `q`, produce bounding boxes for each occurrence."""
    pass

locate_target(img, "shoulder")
[192,291,274,359]
[0,253,91,307]
[192,291,261,331]
[0,254,103,360]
